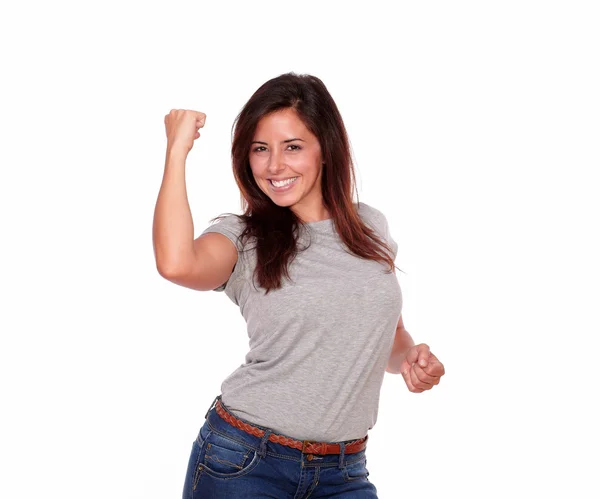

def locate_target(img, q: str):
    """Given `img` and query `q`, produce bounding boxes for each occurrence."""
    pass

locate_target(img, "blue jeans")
[182,395,378,498]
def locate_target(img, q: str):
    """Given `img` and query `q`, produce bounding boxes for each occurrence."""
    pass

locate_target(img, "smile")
[268,176,299,192]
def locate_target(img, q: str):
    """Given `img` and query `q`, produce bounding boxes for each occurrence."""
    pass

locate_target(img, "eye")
[251,144,302,153]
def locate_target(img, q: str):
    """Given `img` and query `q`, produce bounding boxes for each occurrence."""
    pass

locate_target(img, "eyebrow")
[251,138,306,145]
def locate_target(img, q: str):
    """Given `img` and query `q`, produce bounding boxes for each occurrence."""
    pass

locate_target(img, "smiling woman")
[217,74,399,294]
[154,71,444,499]
[248,111,327,217]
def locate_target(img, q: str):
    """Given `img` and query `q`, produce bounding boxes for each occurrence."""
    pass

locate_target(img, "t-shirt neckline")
[306,218,333,225]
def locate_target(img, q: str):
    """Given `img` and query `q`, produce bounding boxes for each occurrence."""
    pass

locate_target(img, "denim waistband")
[202,394,367,467]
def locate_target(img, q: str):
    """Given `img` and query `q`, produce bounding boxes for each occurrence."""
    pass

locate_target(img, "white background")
[1,1,599,498]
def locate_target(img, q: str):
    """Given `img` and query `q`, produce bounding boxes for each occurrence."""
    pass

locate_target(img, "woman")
[154,72,445,498]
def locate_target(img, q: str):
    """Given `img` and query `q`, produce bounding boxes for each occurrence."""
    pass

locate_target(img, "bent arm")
[153,148,195,275]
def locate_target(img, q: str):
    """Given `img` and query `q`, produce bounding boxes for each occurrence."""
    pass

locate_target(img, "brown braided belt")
[215,399,368,455]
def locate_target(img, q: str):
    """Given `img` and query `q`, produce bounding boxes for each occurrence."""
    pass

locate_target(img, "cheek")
[300,162,322,179]
[248,159,262,176]
[289,154,320,173]
[248,165,263,186]
[249,155,273,173]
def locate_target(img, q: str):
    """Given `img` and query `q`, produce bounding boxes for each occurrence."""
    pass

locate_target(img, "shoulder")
[357,201,389,229]
[358,201,398,259]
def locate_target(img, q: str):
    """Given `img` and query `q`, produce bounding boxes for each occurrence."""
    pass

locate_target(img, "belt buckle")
[302,440,325,455]
[302,440,315,454]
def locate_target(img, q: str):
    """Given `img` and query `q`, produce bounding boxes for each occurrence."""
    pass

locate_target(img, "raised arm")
[152,109,237,291]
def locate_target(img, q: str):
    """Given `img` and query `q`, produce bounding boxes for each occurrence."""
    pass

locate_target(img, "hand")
[164,109,206,155]
[399,343,445,393]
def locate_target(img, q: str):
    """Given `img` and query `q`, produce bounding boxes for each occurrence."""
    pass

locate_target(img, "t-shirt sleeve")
[359,202,398,261]
[200,214,245,292]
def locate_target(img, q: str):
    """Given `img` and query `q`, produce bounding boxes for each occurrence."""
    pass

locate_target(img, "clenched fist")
[399,343,445,393]
[164,109,206,155]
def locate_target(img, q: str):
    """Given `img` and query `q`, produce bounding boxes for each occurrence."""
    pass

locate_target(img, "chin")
[269,197,298,208]
[263,181,303,207]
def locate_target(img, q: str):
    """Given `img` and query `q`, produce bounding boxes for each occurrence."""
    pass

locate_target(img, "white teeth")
[271,176,298,187]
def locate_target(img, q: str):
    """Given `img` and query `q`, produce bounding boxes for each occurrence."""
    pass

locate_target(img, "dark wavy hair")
[211,72,399,294]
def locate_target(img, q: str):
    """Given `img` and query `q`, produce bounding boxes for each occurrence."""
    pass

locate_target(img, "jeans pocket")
[199,430,262,479]
[343,455,370,482]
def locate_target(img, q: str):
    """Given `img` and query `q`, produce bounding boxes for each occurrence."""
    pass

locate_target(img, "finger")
[404,347,419,365]
[399,357,411,377]
[411,362,439,385]
[401,366,423,393]
[425,351,445,376]
[424,362,445,377]
[423,356,445,377]
[417,344,431,367]
[410,364,432,391]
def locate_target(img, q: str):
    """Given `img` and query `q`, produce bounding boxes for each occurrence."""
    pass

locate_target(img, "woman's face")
[249,108,325,219]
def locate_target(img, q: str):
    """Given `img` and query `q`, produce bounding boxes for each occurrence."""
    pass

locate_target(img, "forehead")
[254,108,309,136]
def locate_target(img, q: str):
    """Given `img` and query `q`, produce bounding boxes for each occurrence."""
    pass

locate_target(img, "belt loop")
[204,394,220,419]
[258,429,272,458]
[338,442,346,469]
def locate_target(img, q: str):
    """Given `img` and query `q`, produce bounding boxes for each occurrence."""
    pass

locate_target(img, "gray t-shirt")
[200,201,402,442]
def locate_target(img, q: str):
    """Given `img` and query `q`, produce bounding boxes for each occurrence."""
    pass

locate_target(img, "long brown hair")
[212,72,400,294]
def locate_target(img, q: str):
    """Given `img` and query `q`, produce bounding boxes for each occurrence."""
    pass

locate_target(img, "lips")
[268,176,299,192]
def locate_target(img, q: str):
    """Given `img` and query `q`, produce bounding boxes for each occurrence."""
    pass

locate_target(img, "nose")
[267,148,285,175]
